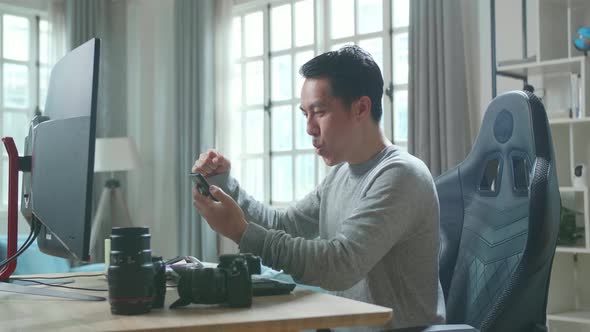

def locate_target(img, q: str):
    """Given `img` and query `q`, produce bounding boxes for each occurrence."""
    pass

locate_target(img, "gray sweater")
[210,145,446,330]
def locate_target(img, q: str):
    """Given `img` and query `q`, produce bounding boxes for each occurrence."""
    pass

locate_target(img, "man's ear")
[354,96,372,121]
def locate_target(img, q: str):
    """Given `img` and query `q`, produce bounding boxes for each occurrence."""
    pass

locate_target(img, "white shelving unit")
[495,0,590,331]
[555,186,589,252]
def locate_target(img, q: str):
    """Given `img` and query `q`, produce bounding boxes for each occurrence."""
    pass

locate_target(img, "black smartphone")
[189,173,218,201]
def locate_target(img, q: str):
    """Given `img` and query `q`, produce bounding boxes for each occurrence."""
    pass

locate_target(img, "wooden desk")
[0,272,392,331]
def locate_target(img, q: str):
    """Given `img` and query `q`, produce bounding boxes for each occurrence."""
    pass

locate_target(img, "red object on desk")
[1,137,19,280]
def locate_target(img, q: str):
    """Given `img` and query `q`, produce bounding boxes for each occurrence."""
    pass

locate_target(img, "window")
[0,8,48,209]
[229,0,409,206]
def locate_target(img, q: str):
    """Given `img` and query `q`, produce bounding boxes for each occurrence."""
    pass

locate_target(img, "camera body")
[170,253,261,308]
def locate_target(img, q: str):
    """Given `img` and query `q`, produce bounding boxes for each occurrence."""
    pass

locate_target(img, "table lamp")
[89,137,140,263]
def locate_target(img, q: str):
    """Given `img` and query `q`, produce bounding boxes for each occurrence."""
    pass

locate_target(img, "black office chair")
[440,90,561,331]
[394,91,561,332]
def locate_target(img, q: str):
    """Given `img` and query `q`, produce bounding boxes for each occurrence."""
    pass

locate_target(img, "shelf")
[556,247,590,254]
[548,310,590,324]
[559,186,589,193]
[543,0,590,7]
[497,56,586,78]
[549,118,590,125]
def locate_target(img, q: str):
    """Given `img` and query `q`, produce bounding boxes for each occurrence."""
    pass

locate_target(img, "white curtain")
[408,0,477,177]
[48,0,66,66]
[214,1,239,255]
[125,0,179,260]
[461,0,484,144]
[175,0,219,262]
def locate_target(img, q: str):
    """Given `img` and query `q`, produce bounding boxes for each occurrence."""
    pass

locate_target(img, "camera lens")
[108,227,154,315]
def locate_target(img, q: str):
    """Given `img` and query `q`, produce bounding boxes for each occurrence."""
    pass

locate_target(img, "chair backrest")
[435,91,560,331]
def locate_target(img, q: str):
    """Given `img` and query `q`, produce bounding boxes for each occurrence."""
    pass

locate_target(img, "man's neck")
[347,128,392,165]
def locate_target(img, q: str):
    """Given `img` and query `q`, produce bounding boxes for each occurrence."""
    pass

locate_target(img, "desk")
[0,272,393,331]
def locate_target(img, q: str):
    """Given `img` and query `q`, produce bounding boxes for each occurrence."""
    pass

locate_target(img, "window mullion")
[315,0,330,180]
[263,3,272,205]
[384,0,394,141]
[354,0,359,36]
[239,15,246,165]
[0,12,4,209]
[0,12,4,138]
[318,0,329,54]
[33,15,40,115]
[290,0,296,202]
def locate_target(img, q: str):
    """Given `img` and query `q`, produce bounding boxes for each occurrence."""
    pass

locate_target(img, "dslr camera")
[107,227,262,314]
[169,253,261,308]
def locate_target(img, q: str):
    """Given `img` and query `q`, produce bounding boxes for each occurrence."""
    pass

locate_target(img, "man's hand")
[193,184,247,244]
[192,149,231,177]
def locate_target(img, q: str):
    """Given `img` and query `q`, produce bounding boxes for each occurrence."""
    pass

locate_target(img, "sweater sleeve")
[207,172,321,240]
[238,163,437,291]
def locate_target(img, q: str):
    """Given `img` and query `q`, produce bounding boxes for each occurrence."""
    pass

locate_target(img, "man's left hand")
[192,185,247,244]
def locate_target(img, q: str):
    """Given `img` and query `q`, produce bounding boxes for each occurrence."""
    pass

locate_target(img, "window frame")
[390,1,409,149]
[230,0,408,207]
[0,4,47,213]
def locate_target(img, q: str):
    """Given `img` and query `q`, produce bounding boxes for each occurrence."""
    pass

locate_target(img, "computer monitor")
[20,38,100,262]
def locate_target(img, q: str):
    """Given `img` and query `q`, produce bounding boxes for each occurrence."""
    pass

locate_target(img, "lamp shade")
[94,137,140,172]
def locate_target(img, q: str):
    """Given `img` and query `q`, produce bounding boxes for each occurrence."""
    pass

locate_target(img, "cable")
[12,275,178,291]
[0,219,40,270]
[0,220,38,268]
[12,278,107,292]
[11,273,105,280]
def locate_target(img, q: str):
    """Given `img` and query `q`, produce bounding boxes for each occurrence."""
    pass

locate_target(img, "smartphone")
[189,173,218,201]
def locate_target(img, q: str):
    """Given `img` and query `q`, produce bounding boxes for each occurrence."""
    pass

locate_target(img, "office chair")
[394,91,561,332]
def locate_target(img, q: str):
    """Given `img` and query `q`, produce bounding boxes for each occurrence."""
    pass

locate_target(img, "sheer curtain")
[174,0,220,262]
[48,0,66,66]
[408,0,476,177]
[125,0,179,260]
[214,1,239,255]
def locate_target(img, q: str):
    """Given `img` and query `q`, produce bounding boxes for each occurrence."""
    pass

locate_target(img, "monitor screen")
[25,38,100,261]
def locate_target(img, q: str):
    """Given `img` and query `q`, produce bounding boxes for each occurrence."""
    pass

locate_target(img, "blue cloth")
[259,264,326,293]
[0,234,103,275]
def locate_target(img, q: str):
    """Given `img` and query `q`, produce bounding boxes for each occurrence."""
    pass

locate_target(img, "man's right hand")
[192,149,231,177]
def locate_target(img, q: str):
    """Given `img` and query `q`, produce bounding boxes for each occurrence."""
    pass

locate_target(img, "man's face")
[300,77,357,166]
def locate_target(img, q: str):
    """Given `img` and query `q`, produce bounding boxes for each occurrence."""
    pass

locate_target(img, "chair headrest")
[461,91,552,204]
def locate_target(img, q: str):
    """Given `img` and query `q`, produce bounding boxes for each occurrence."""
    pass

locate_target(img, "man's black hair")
[299,45,384,123]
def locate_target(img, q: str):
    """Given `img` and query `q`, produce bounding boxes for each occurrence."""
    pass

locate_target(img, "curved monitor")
[28,38,100,261]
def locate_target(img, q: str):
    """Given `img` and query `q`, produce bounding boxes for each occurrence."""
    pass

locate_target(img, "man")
[192,46,445,330]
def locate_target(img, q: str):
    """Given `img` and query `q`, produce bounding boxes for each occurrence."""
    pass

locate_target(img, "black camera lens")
[108,227,154,315]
